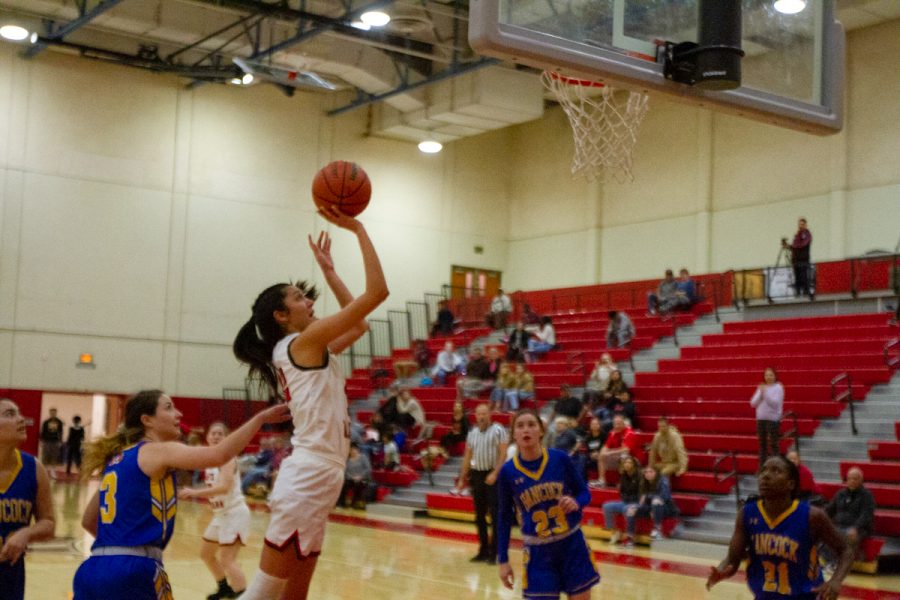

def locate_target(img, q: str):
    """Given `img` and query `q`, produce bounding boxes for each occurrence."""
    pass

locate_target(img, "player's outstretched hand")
[317,205,361,232]
[308,231,335,272]
[177,488,196,500]
[812,580,841,600]
[498,562,515,590]
[255,403,292,425]
[705,564,736,590]
[0,529,28,565]
[558,495,579,514]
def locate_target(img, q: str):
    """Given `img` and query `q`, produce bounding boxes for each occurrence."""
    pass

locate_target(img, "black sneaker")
[469,554,487,563]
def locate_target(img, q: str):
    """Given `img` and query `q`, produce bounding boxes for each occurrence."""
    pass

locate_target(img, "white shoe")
[650,529,662,540]
[609,531,621,545]
[448,488,459,496]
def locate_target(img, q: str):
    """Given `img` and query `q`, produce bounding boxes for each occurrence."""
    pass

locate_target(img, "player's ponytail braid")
[81,389,164,479]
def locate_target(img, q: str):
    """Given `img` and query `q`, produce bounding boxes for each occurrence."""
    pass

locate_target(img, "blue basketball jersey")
[744,499,823,599]
[92,443,177,550]
[0,450,37,600]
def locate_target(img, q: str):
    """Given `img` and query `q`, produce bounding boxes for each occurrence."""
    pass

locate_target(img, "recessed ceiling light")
[360,11,390,27]
[29,31,37,44]
[350,20,371,31]
[230,77,243,85]
[0,25,30,42]
[418,140,442,154]
[773,0,806,15]
[241,72,254,85]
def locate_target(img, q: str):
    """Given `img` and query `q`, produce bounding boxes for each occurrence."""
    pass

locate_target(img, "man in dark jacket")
[826,467,875,556]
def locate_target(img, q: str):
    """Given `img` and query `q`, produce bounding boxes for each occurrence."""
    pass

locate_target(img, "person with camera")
[782,218,813,298]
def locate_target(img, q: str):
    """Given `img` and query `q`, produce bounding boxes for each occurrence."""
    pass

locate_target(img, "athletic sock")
[235,572,287,600]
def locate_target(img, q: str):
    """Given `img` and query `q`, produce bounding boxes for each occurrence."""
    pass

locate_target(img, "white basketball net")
[541,71,650,183]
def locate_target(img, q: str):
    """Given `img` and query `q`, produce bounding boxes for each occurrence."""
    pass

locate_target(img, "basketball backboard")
[469,0,843,134]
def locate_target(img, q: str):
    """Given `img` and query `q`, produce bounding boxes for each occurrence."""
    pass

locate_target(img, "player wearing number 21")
[496,409,599,600]
[72,390,291,600]
[707,454,852,600]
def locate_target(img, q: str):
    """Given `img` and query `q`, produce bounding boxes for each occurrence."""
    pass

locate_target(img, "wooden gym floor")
[23,479,900,599]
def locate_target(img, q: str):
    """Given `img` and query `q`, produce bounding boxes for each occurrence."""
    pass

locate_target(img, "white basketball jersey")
[273,333,350,465]
[204,461,244,513]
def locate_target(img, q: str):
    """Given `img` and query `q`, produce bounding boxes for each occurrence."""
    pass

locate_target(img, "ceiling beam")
[24,0,127,58]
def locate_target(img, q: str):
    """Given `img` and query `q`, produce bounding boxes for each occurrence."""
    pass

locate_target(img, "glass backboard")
[469,0,843,134]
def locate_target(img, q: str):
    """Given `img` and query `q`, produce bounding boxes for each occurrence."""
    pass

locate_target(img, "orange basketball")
[311,161,372,217]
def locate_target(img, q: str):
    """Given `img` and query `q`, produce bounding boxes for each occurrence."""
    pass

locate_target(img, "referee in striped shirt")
[453,403,508,564]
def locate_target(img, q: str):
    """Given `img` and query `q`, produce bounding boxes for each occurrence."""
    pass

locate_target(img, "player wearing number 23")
[496,409,599,600]
[707,455,852,600]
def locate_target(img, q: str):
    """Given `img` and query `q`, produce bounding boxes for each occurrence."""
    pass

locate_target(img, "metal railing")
[781,410,800,455]
[713,451,742,510]
[830,372,856,435]
[566,351,589,386]
[387,309,412,350]
[660,313,679,347]
[885,338,900,369]
[406,301,430,341]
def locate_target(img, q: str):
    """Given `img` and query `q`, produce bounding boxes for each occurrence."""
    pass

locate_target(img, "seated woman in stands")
[596,370,632,426]
[505,322,530,362]
[440,401,470,455]
[489,363,515,412]
[396,388,432,441]
[583,353,617,408]
[430,300,456,337]
[602,455,642,547]
[525,317,556,362]
[583,417,607,483]
[626,465,677,541]
[505,363,534,411]
[787,450,822,503]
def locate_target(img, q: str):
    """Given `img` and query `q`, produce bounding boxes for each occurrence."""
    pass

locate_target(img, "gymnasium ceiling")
[0,0,898,145]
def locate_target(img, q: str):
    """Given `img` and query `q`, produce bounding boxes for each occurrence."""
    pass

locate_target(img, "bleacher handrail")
[660,312,679,347]
[885,338,900,369]
[565,351,589,386]
[830,372,856,435]
[712,451,742,510]
[782,410,800,455]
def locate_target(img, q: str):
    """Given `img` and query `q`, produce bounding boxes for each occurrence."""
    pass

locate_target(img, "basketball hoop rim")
[544,70,606,88]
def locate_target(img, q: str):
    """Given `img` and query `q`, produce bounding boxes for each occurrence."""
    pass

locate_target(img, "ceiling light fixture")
[773,0,806,15]
[350,20,371,31]
[241,72,254,85]
[360,11,391,27]
[0,25,30,42]
[229,77,243,85]
[418,140,442,154]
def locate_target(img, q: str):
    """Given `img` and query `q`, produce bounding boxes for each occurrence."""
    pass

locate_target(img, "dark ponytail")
[233,281,318,396]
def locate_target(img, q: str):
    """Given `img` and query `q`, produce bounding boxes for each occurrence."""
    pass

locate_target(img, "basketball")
[311,160,372,217]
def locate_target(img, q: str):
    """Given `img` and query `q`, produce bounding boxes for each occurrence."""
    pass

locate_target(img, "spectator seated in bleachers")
[525,316,556,362]
[825,467,875,561]
[595,370,632,427]
[521,302,541,326]
[786,450,823,504]
[648,417,688,479]
[413,339,433,371]
[551,384,587,425]
[396,387,433,442]
[456,346,496,400]
[629,465,677,541]
[338,442,372,509]
[605,311,635,349]
[647,269,678,315]
[431,341,466,385]
[486,289,513,330]
[505,322,530,362]
[440,401,470,455]
[583,353,618,408]
[240,436,275,494]
[672,268,700,311]
[552,417,585,478]
[596,415,638,487]
[504,363,534,412]
[431,300,457,337]
[584,417,607,482]
[602,455,641,547]
[380,429,401,470]
[489,363,514,412]
[376,383,403,430]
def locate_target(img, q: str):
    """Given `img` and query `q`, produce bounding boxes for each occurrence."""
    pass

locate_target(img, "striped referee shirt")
[467,423,508,471]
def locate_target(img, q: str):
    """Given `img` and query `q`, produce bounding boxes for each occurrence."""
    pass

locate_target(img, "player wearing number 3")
[232,206,388,600]
[496,409,599,600]
[707,454,852,600]
[72,391,291,600]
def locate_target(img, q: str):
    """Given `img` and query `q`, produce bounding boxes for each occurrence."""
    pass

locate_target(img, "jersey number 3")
[100,472,118,524]
[762,560,791,595]
[532,506,569,537]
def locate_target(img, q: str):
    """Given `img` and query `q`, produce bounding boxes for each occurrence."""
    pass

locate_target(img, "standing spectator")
[40,408,64,467]
[486,289,513,330]
[439,401,470,454]
[451,404,508,564]
[505,363,534,411]
[606,311,635,349]
[525,316,556,362]
[505,322,530,362]
[432,341,465,385]
[647,270,678,315]
[596,414,638,487]
[338,443,372,509]
[648,417,688,479]
[787,450,822,502]
[457,347,495,400]
[783,217,813,298]
[750,367,784,469]
[602,455,641,546]
[826,467,875,559]
[584,353,617,408]
[431,300,456,337]
[65,415,86,476]
[629,465,677,541]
